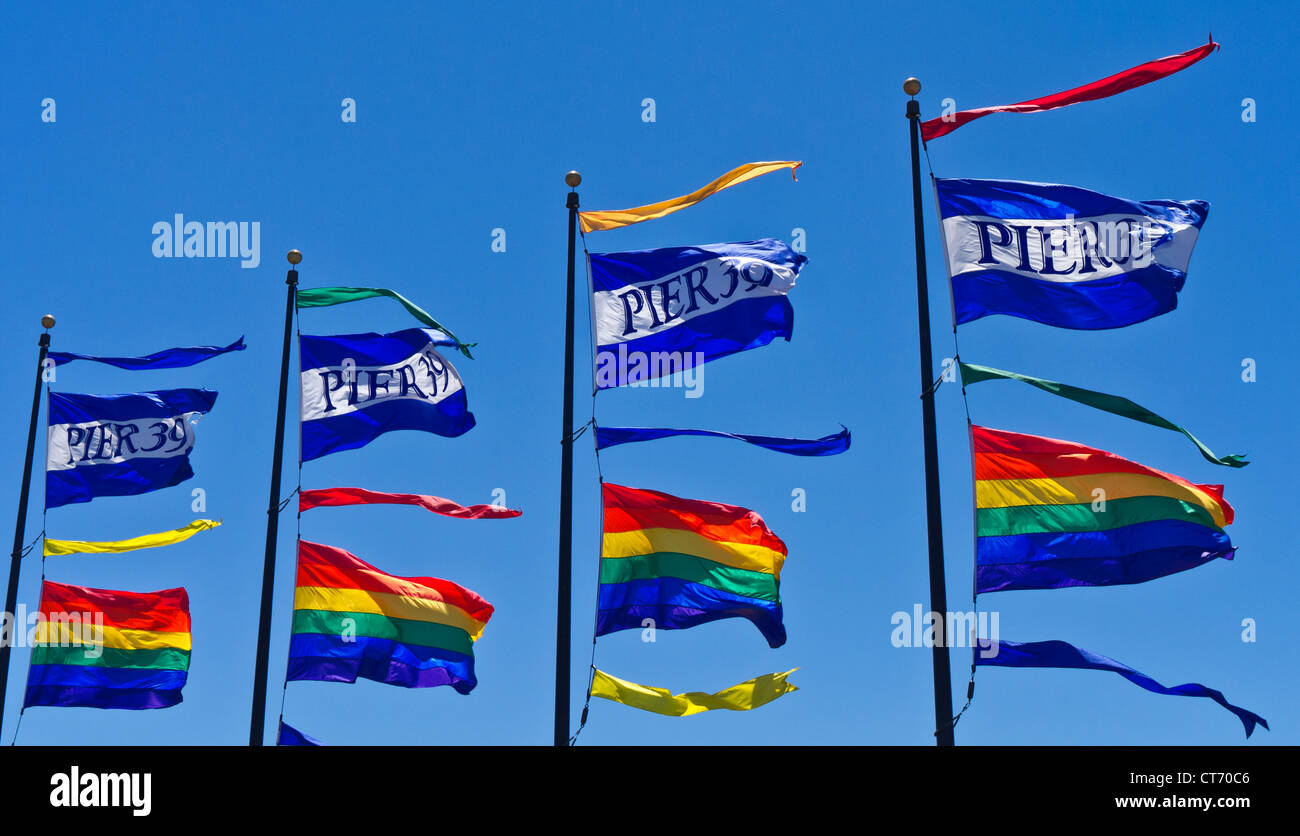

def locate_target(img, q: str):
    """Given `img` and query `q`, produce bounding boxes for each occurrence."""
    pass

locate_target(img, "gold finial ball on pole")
[41,314,55,330]
[903,78,922,97]
[287,249,303,265]
[565,170,582,188]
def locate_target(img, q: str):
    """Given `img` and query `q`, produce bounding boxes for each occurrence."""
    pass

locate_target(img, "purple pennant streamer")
[277,721,323,746]
[49,336,245,369]
[975,638,1267,738]
[595,425,850,456]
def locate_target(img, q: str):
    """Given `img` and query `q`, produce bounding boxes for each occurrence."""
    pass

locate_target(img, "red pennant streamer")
[921,38,1219,142]
[299,487,521,519]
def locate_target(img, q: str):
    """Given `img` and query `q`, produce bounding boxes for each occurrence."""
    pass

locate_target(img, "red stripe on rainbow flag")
[39,581,190,633]
[601,483,787,553]
[295,540,494,625]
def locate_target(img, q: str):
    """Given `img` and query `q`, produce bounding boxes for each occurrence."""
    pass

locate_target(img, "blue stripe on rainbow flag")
[25,665,188,690]
[596,576,786,648]
[977,549,1232,593]
[286,633,477,694]
[978,518,1233,566]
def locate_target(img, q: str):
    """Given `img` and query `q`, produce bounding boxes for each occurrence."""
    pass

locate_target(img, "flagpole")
[905,79,956,746]
[555,171,581,746]
[249,249,300,746]
[0,315,54,739]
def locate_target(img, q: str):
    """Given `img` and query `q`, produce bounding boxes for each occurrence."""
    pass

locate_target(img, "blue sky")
[0,1,1293,745]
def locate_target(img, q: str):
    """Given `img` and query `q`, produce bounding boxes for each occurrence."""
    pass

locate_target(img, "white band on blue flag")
[299,328,474,462]
[590,239,804,388]
[45,389,217,508]
[935,178,1208,330]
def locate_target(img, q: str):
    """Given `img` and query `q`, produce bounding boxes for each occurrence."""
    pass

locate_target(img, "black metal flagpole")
[555,171,581,746]
[905,79,956,746]
[249,249,301,746]
[0,315,54,740]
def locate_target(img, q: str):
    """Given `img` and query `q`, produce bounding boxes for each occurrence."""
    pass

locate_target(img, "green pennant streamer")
[295,287,475,358]
[959,362,1248,468]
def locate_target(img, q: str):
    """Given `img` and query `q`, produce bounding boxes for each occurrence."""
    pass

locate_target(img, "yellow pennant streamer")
[590,667,798,716]
[578,161,801,233]
[44,519,221,556]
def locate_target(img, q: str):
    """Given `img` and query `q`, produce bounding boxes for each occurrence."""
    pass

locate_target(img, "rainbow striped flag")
[974,425,1235,593]
[287,540,494,694]
[598,483,788,647]
[24,581,190,710]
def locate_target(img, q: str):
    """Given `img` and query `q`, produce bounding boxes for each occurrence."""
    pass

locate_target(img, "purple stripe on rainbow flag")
[977,519,1233,592]
[287,633,476,693]
[596,577,786,649]
[23,685,183,711]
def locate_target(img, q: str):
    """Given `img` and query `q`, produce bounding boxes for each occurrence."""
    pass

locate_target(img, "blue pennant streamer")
[595,425,850,456]
[277,721,323,746]
[975,638,1268,738]
[49,336,246,370]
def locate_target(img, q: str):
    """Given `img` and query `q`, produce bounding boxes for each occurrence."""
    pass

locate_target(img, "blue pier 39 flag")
[590,239,805,388]
[299,328,475,462]
[46,389,217,508]
[935,178,1208,330]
